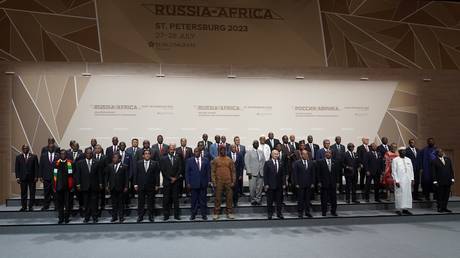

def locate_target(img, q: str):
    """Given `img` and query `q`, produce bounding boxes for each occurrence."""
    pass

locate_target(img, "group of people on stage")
[14,133,455,224]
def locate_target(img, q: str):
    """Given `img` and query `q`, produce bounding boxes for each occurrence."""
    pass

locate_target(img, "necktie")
[96,154,100,160]
[365,145,369,152]
[144,161,148,172]
[183,147,186,158]
[286,144,290,152]
[197,158,201,171]
[303,160,308,170]
[310,144,314,157]
[237,146,240,153]
[232,153,236,161]
[113,146,116,153]
[327,159,331,172]
[160,144,163,153]
[374,151,378,159]
[441,158,445,165]
[73,152,77,160]
[170,155,174,166]
[412,148,417,158]
[114,164,118,173]
[275,160,279,173]
[49,153,53,163]
[87,160,91,173]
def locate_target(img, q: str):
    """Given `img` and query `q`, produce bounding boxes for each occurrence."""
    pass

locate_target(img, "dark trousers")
[55,190,71,221]
[359,167,366,190]
[191,187,207,216]
[138,189,155,218]
[436,185,451,210]
[82,190,99,220]
[412,169,421,198]
[99,186,106,209]
[297,187,312,214]
[163,183,180,218]
[364,173,381,201]
[321,187,337,214]
[20,180,36,209]
[237,176,243,195]
[233,181,240,206]
[267,188,283,216]
[111,190,125,220]
[345,174,357,201]
[42,180,53,209]
[337,168,344,193]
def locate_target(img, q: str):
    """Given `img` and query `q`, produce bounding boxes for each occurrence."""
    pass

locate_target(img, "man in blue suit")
[209,135,221,160]
[228,144,244,207]
[186,147,211,220]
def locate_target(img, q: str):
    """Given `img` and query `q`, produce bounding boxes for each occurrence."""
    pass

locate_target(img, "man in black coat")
[228,144,244,207]
[406,139,422,200]
[15,145,39,211]
[292,150,315,218]
[363,143,384,202]
[431,148,455,213]
[331,136,345,193]
[75,148,102,223]
[105,136,119,161]
[93,144,108,216]
[317,150,339,216]
[344,143,360,204]
[134,149,161,222]
[263,149,286,219]
[160,144,182,220]
[176,138,193,196]
[106,153,129,223]
[53,150,74,224]
[39,142,58,210]
[356,137,370,190]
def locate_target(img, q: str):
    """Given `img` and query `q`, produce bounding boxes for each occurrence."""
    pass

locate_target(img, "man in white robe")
[391,147,414,215]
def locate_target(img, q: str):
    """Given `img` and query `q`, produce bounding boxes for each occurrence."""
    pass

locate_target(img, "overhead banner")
[61,76,397,147]
[96,0,326,65]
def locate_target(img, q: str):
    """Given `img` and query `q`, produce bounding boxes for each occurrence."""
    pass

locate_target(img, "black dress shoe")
[346,200,351,204]
[174,216,181,220]
[19,207,26,212]
[149,216,155,222]
[395,211,402,216]
[83,218,89,223]
[305,213,313,218]
[365,199,370,203]
[93,218,98,223]
[119,218,125,223]
[444,209,452,213]
[437,208,443,213]
[321,213,326,217]
[331,212,338,217]
[277,214,284,219]
[190,215,196,221]
[28,207,34,211]
[402,210,413,215]
[268,215,273,220]
[298,214,303,218]
[64,218,70,224]
[163,216,169,221]
[137,217,143,223]
[352,200,360,204]
[58,219,64,224]
[202,215,208,221]
[375,199,382,203]
[41,207,49,211]
[110,218,118,223]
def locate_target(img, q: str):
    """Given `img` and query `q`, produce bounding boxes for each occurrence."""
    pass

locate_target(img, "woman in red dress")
[382,143,398,201]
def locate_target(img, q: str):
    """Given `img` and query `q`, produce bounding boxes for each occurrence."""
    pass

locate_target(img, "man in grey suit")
[244,140,265,205]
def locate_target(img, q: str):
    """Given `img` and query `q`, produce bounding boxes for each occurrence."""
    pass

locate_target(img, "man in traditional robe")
[391,147,414,215]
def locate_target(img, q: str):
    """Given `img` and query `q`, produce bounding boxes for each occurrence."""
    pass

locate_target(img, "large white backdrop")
[62,76,397,148]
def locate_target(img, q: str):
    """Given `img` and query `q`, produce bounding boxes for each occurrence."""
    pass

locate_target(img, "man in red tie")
[15,145,39,211]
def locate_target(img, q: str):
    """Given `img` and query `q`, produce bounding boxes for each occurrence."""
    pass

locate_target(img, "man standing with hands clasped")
[392,147,414,216]
[264,149,286,220]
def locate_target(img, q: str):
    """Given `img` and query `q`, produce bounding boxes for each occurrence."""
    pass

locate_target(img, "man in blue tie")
[186,147,211,220]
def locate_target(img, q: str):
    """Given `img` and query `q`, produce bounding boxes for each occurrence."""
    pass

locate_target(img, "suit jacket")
[105,145,118,160]
[363,151,384,176]
[331,144,346,164]
[343,151,359,176]
[52,160,73,191]
[176,146,193,177]
[185,157,210,189]
[263,159,286,190]
[135,147,158,161]
[126,146,141,162]
[317,159,339,188]
[317,148,332,160]
[39,151,58,181]
[106,163,129,192]
[67,149,83,163]
[244,148,265,177]
[266,138,281,151]
[405,147,421,173]
[160,154,182,186]
[377,144,390,158]
[357,144,370,166]
[305,143,320,160]
[15,153,39,181]
[292,159,315,188]
[152,143,169,159]
[197,140,212,152]
[93,154,109,185]
[119,150,132,169]
[134,159,160,190]
[41,146,60,155]
[290,141,299,150]
[209,143,220,160]
[228,151,244,179]
[431,157,455,186]
[75,159,101,191]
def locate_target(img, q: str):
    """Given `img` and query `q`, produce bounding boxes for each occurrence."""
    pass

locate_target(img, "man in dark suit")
[432,149,455,213]
[197,141,211,160]
[377,136,390,157]
[289,135,299,150]
[106,153,129,223]
[197,133,212,153]
[357,137,371,190]
[266,132,280,151]
[176,138,193,196]
[363,143,384,202]
[75,148,102,223]
[136,140,157,161]
[264,149,286,219]
[305,135,320,160]
[275,143,290,201]
[40,138,60,155]
[331,136,345,193]
[292,150,315,218]
[126,138,140,201]
[93,144,108,216]
[39,142,58,210]
[15,145,39,211]
[118,141,132,215]
[87,138,98,154]
[126,138,140,162]
[233,136,246,196]
[317,150,338,216]
[317,139,332,160]
[186,147,211,220]
[220,135,231,153]
[344,143,360,204]
[152,135,169,160]
[406,139,422,200]
[53,149,74,224]
[105,136,119,161]
[280,135,296,196]
[160,144,182,220]
[134,149,160,222]
[228,144,244,207]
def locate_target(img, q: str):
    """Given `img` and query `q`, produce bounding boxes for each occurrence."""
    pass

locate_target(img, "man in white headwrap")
[391,147,414,215]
